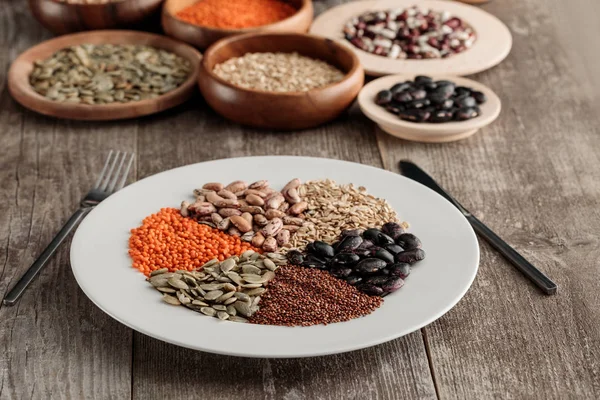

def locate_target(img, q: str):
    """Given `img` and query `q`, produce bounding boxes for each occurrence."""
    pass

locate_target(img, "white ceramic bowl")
[310,0,512,76]
[358,74,501,143]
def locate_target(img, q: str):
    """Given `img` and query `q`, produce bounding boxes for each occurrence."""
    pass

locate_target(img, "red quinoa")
[249,265,383,326]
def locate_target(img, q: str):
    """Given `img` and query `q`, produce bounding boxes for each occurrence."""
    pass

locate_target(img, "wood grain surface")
[1,0,599,399]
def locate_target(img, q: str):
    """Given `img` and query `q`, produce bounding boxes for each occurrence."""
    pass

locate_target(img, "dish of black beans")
[287,222,425,297]
[374,75,487,123]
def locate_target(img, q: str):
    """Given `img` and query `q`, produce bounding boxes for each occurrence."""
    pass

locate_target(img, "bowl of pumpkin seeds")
[8,30,202,120]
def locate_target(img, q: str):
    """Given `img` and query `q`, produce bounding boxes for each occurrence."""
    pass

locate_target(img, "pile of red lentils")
[249,265,383,326]
[128,208,256,277]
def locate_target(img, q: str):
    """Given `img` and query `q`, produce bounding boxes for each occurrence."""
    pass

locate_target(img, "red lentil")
[249,265,383,326]
[128,207,256,276]
[176,0,297,30]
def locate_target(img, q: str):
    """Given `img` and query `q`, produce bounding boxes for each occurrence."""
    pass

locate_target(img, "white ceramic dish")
[310,0,512,76]
[70,156,479,358]
[358,74,501,142]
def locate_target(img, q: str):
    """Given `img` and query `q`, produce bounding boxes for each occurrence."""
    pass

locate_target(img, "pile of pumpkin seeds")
[147,250,288,322]
[30,44,191,105]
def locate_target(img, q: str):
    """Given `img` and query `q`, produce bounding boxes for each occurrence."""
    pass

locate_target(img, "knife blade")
[399,160,557,295]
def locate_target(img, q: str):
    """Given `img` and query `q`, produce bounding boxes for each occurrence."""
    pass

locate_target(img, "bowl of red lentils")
[29,0,164,35]
[162,0,314,50]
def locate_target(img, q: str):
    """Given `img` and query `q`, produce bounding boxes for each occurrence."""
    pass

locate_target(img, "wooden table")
[1,0,599,398]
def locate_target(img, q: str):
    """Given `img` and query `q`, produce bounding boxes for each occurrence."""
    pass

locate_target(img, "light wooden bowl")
[8,30,202,121]
[198,32,364,130]
[29,0,164,35]
[162,0,313,49]
[358,75,501,143]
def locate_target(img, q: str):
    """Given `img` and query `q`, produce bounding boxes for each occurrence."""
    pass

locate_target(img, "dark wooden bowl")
[198,32,364,130]
[162,0,313,50]
[29,0,164,35]
[8,30,202,121]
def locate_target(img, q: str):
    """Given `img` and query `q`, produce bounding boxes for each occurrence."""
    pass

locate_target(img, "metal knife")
[399,160,557,295]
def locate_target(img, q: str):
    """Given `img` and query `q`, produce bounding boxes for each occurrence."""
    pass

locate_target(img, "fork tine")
[115,153,135,192]
[94,150,114,189]
[99,151,121,191]
[106,152,127,193]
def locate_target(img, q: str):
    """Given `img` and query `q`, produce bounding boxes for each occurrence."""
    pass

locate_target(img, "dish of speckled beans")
[70,156,479,357]
[310,0,512,76]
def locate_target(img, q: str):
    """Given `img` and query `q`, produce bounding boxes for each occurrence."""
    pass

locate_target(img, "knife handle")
[467,215,557,295]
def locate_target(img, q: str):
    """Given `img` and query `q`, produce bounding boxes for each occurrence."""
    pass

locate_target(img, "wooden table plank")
[376,0,600,398]
[131,99,437,400]
[0,3,134,398]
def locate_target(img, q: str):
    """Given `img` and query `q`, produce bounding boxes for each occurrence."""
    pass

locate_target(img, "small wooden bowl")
[358,75,501,143]
[162,0,313,49]
[8,30,202,121]
[29,0,164,35]
[198,32,364,130]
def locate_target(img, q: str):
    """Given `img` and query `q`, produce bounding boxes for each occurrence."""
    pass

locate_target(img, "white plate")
[310,0,512,76]
[70,156,479,358]
[358,74,501,142]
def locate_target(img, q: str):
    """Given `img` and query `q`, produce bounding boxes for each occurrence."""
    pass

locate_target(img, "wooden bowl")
[29,0,164,35]
[358,74,501,143]
[8,30,202,121]
[198,32,364,130]
[162,0,313,49]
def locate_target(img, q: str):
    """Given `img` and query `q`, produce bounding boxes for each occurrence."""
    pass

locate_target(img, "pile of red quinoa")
[249,265,383,326]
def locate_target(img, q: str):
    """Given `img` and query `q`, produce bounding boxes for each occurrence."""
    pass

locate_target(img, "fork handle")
[3,208,91,306]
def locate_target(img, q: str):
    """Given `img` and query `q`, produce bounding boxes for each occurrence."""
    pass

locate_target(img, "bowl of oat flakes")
[198,32,365,130]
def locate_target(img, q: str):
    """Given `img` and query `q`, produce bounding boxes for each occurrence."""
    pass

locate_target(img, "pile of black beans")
[374,75,487,123]
[287,222,425,297]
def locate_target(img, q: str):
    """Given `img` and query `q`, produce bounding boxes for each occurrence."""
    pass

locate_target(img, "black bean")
[346,275,363,285]
[356,239,375,250]
[306,242,316,254]
[357,284,384,296]
[362,228,382,242]
[394,249,426,264]
[353,249,372,258]
[421,82,437,91]
[395,233,422,249]
[454,86,471,96]
[336,235,363,252]
[455,107,479,121]
[375,90,392,105]
[433,84,454,98]
[435,80,455,88]
[390,82,412,94]
[389,263,410,278]
[472,91,487,104]
[415,75,433,84]
[286,250,304,265]
[406,98,431,109]
[385,103,404,115]
[355,258,387,274]
[376,232,395,246]
[304,254,327,265]
[330,267,353,278]
[430,109,454,123]
[440,99,454,109]
[382,277,405,293]
[399,109,430,123]
[381,222,405,240]
[385,244,404,255]
[330,252,360,266]
[393,90,413,103]
[379,267,390,276]
[372,248,395,263]
[313,241,335,258]
[428,92,448,105]
[366,275,389,286]
[341,229,362,237]
[410,89,427,100]
[455,96,476,108]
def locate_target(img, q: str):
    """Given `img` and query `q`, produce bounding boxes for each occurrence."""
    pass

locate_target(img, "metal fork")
[3,151,135,306]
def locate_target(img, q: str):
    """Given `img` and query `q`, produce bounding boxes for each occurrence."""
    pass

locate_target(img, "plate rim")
[70,155,480,358]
